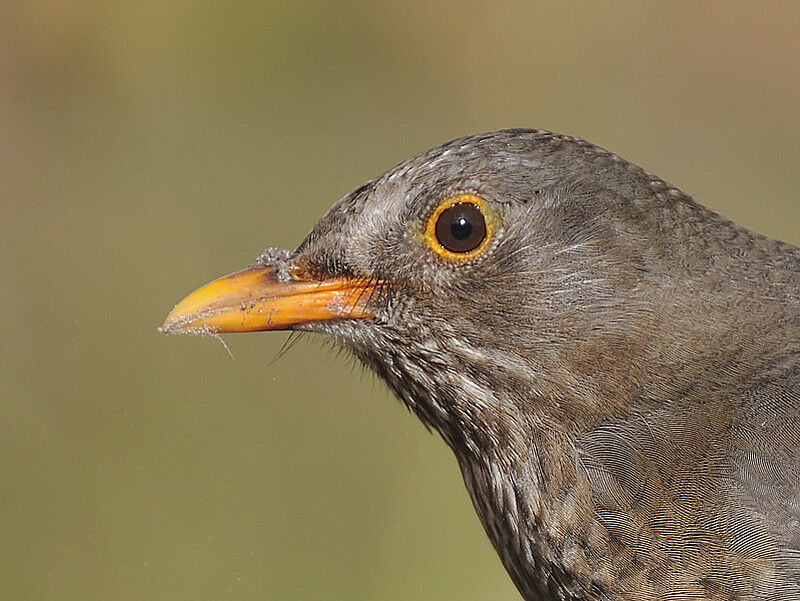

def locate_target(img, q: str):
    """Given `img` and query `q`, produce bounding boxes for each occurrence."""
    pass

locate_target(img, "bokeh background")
[2,2,799,600]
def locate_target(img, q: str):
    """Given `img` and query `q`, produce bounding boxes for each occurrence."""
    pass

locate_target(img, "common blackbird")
[161,129,800,600]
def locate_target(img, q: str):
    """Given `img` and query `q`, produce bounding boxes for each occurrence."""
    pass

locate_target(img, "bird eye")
[425,194,494,260]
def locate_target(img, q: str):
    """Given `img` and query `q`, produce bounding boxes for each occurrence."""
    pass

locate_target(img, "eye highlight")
[425,194,494,260]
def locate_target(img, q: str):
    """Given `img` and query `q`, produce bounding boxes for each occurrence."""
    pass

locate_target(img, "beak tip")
[158,307,222,337]
[158,307,182,335]
[157,318,181,336]
[158,317,222,337]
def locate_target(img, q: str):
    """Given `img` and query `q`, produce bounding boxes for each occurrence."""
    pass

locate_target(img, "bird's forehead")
[295,131,558,272]
[381,135,545,203]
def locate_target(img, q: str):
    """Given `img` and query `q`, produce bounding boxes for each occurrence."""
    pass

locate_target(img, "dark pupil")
[435,203,487,253]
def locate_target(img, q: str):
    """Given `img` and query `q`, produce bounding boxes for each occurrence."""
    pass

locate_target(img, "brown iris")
[425,194,494,260]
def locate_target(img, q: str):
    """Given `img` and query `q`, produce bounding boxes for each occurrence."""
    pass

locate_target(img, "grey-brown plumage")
[164,129,800,600]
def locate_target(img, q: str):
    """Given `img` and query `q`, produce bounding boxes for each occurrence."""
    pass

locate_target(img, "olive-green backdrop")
[2,2,798,600]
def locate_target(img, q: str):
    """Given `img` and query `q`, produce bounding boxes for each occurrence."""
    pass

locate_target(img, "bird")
[160,129,800,600]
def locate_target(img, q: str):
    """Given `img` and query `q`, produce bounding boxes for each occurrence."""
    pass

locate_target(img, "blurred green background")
[1,2,798,600]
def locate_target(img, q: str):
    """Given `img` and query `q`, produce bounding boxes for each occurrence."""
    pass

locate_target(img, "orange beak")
[159,265,377,335]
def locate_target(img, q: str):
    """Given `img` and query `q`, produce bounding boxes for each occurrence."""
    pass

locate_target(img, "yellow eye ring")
[424,194,495,261]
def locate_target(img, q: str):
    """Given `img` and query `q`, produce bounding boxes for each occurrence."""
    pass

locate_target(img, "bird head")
[160,129,722,455]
